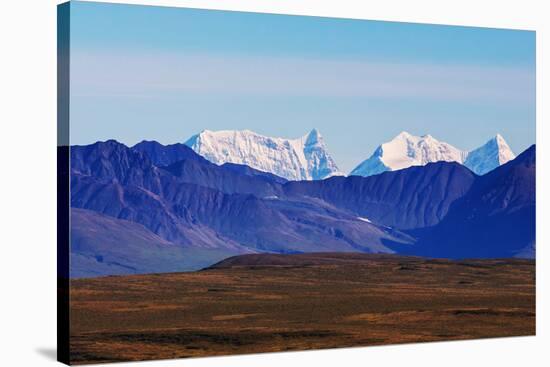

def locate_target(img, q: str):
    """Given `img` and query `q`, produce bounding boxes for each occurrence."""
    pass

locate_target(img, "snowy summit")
[463,134,516,175]
[351,131,515,177]
[185,129,342,181]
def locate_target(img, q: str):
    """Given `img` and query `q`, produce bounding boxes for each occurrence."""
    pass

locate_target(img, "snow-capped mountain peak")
[463,134,516,175]
[184,129,341,181]
[351,131,466,177]
[351,131,515,177]
[304,128,321,145]
[396,131,412,138]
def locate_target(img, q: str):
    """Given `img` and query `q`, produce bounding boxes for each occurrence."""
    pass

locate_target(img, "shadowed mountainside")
[71,208,249,278]
[284,162,476,230]
[409,145,536,258]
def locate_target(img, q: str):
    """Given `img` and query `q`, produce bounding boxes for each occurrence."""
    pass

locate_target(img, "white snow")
[185,129,341,181]
[463,134,516,175]
[185,128,515,180]
[351,132,515,177]
[357,216,372,223]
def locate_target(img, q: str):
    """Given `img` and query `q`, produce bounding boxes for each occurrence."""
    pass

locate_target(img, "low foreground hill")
[207,252,424,269]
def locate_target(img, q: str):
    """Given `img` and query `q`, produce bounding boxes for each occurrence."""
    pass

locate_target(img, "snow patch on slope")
[357,216,372,223]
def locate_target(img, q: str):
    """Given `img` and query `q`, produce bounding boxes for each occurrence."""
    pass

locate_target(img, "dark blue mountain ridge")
[72,140,283,197]
[283,161,477,230]
[220,162,288,184]
[133,139,287,184]
[406,145,536,258]
[132,140,210,166]
[71,140,163,194]
[161,158,282,197]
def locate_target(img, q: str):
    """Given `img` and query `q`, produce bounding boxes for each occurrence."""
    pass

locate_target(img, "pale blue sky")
[69,1,536,173]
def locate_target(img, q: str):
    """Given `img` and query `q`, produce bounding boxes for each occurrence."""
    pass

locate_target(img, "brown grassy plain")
[69,253,535,364]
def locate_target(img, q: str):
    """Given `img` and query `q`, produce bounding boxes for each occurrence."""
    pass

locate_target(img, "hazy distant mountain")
[185,129,342,181]
[351,132,515,177]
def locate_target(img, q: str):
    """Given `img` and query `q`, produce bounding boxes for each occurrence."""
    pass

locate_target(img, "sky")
[69,1,536,173]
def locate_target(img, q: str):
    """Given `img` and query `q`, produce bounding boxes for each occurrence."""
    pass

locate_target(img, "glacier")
[185,129,342,181]
[351,131,515,177]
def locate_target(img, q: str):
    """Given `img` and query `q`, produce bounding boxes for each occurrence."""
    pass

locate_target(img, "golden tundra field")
[69,253,535,364]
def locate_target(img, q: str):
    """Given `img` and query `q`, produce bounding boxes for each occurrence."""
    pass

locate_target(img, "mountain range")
[177,129,517,179]
[68,132,535,277]
[70,140,408,277]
